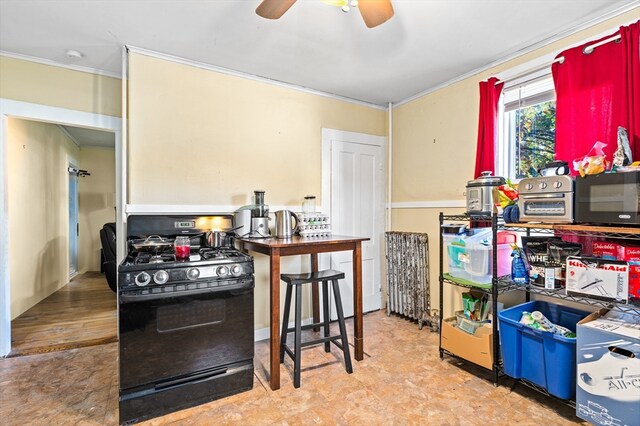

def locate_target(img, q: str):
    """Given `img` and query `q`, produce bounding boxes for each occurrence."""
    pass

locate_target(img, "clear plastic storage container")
[443,228,492,281]
[463,231,518,284]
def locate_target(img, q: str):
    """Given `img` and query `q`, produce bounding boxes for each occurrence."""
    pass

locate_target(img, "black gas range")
[118,214,254,425]
[119,246,254,300]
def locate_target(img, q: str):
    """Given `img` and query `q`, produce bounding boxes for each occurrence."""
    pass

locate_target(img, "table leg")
[270,249,281,390]
[310,253,320,331]
[352,242,363,361]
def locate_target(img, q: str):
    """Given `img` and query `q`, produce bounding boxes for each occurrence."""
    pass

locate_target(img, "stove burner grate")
[135,252,177,264]
[199,247,239,260]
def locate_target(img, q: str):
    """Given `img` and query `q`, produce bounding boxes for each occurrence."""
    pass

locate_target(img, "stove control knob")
[135,272,151,287]
[217,266,229,277]
[186,268,200,281]
[554,181,563,189]
[154,270,169,285]
[539,182,548,190]
[525,183,533,191]
[231,264,242,276]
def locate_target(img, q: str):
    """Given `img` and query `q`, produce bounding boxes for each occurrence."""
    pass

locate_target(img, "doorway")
[321,128,386,318]
[68,163,79,278]
[0,98,122,357]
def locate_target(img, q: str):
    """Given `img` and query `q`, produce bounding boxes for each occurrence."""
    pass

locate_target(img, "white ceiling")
[59,125,115,148]
[0,0,638,106]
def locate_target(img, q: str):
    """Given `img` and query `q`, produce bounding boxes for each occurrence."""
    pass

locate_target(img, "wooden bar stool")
[279,269,353,388]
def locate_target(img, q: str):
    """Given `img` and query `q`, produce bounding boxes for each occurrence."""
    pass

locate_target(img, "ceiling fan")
[256,0,394,28]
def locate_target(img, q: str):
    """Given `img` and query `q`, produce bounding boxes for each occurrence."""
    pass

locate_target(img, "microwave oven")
[574,171,640,225]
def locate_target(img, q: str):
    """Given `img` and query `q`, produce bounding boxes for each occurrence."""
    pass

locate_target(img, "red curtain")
[552,21,640,172]
[474,77,504,178]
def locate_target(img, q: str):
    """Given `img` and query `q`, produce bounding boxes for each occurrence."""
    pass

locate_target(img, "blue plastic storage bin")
[498,300,590,400]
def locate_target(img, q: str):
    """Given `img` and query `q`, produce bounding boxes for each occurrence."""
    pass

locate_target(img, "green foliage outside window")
[514,101,556,178]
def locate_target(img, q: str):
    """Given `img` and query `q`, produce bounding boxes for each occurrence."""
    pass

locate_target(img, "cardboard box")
[629,263,640,300]
[441,317,493,370]
[617,244,640,262]
[576,309,640,426]
[592,242,620,260]
[566,257,629,303]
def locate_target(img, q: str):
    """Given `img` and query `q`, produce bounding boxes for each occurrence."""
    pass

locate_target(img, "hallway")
[9,272,116,357]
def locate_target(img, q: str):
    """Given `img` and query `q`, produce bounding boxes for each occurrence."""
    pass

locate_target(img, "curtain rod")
[495,33,622,86]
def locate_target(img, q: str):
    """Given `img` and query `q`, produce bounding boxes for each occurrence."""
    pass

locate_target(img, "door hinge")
[77,223,79,236]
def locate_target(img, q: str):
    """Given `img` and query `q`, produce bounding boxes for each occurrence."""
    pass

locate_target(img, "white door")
[325,130,385,318]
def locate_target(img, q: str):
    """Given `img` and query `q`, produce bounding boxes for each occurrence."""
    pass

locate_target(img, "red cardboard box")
[617,244,640,262]
[629,263,640,300]
[591,242,619,260]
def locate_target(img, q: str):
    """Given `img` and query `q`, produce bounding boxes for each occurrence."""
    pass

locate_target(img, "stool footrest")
[285,321,331,333]
[299,335,341,348]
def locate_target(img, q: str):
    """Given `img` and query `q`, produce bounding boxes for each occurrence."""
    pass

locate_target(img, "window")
[497,76,556,180]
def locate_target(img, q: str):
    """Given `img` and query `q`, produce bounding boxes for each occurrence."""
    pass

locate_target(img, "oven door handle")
[521,193,566,199]
[119,280,254,303]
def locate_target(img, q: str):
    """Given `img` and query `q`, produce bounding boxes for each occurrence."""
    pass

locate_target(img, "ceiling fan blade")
[256,0,297,20]
[358,0,394,28]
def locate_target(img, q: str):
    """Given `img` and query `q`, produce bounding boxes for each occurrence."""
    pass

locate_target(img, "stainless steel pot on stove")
[130,235,173,252]
[205,226,242,247]
[465,171,505,215]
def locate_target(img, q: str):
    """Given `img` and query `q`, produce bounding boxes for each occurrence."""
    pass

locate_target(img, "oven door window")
[119,288,254,390]
[524,200,566,216]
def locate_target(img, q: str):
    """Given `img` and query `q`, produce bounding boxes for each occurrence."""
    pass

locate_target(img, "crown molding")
[126,45,388,111]
[0,50,122,79]
[393,3,640,108]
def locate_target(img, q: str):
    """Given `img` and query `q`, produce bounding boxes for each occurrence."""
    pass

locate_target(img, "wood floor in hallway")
[0,311,586,425]
[9,272,117,357]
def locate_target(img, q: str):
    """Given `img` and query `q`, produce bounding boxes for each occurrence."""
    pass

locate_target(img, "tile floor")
[0,311,586,425]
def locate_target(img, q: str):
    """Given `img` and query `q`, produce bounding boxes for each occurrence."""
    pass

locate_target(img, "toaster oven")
[517,175,574,223]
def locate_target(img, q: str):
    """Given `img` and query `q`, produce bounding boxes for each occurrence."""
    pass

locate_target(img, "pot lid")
[467,171,505,186]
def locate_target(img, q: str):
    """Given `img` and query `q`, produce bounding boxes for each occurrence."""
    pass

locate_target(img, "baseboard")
[254,317,314,342]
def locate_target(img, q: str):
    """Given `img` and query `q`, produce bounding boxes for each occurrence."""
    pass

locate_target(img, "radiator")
[385,231,434,330]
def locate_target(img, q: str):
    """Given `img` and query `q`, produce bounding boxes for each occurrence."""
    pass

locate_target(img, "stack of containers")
[442,227,491,282]
[297,213,331,237]
[464,231,517,284]
[442,226,516,284]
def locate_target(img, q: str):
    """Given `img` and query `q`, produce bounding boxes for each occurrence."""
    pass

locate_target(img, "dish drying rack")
[297,213,331,237]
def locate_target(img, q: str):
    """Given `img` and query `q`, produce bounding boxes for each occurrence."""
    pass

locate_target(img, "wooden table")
[238,235,369,390]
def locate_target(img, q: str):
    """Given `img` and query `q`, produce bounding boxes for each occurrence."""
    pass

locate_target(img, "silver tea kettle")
[274,210,299,239]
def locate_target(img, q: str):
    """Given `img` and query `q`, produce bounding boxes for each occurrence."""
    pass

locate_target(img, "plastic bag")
[612,126,633,170]
[493,179,519,209]
[573,141,609,177]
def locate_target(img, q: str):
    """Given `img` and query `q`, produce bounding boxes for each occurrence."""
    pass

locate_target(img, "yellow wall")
[78,147,116,272]
[128,52,387,329]
[0,56,121,117]
[7,118,79,319]
[391,9,639,316]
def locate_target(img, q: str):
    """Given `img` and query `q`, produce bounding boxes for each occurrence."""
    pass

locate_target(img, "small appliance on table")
[234,190,271,238]
[466,171,505,216]
[118,214,254,425]
[518,175,574,223]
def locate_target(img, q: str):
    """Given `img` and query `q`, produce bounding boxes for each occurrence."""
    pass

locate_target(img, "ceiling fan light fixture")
[256,0,393,28]
[321,0,348,6]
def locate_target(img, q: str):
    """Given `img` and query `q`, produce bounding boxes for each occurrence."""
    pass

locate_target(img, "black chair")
[100,222,117,292]
[280,269,353,388]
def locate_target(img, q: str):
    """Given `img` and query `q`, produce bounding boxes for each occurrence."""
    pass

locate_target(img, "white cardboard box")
[566,257,629,303]
[576,309,640,426]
